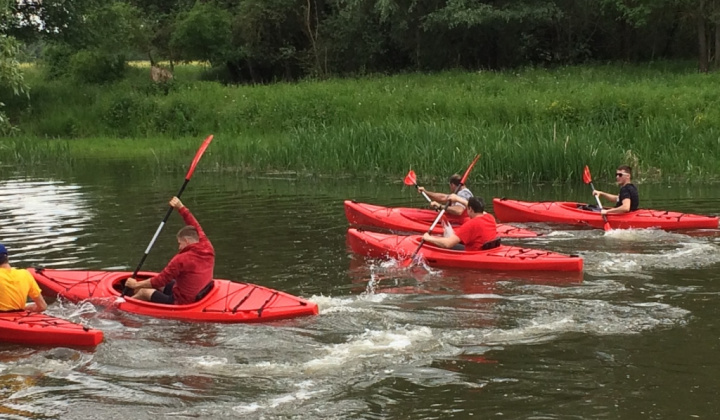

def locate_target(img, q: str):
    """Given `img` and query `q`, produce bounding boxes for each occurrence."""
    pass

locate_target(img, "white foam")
[589,242,720,273]
[303,327,434,372]
[232,380,324,414]
[483,299,688,345]
[307,294,355,309]
[180,356,229,368]
[544,230,576,237]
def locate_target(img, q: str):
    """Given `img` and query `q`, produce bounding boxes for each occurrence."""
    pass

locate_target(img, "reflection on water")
[0,179,95,267]
[0,171,719,419]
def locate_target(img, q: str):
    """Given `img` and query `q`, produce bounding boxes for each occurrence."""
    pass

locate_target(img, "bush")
[154,99,199,137]
[103,94,154,137]
[68,50,127,84]
[42,43,75,79]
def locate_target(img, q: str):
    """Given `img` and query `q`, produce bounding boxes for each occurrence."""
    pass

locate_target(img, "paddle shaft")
[589,180,611,230]
[131,180,189,278]
[413,184,432,203]
[588,181,604,210]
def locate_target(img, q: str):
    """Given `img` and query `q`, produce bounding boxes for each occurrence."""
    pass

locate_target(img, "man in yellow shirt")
[0,244,47,312]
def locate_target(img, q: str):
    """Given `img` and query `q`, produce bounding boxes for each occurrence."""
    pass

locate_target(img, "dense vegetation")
[4,0,720,84]
[1,1,719,182]
[4,62,720,182]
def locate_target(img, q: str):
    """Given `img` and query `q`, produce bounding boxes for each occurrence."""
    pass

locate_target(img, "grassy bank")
[4,61,720,182]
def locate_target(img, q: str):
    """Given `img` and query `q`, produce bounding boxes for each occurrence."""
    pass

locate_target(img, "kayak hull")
[493,198,720,230]
[344,200,538,238]
[29,268,318,323]
[346,228,583,272]
[0,311,103,347]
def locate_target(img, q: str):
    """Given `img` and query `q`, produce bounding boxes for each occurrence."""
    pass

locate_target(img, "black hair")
[467,196,485,213]
[0,254,7,265]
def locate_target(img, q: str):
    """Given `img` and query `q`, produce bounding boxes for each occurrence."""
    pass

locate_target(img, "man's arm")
[442,193,468,216]
[593,190,618,203]
[417,187,449,204]
[444,204,466,216]
[422,233,461,249]
[602,198,631,215]
[178,207,209,243]
[125,277,154,290]
[26,294,47,312]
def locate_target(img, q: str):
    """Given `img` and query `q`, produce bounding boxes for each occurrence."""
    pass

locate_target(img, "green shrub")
[42,43,75,79]
[68,50,127,84]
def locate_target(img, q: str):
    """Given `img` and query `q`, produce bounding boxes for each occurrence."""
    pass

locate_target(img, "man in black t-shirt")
[593,165,639,216]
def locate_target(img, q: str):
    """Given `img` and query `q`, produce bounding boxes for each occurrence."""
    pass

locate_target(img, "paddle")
[582,165,611,231]
[400,154,481,267]
[403,170,432,204]
[123,134,214,295]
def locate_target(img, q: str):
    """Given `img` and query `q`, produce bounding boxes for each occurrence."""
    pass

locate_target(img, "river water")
[1,166,719,419]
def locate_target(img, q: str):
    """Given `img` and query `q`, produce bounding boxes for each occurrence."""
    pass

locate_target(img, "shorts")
[150,281,175,304]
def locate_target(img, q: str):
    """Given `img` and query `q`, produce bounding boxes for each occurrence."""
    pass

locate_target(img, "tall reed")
[7,62,720,182]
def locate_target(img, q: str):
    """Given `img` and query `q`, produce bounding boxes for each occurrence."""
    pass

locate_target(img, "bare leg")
[132,288,155,301]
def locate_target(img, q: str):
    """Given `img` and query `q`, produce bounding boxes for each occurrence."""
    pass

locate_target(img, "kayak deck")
[0,311,103,347]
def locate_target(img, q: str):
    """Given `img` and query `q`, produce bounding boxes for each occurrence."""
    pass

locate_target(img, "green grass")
[5,61,720,182]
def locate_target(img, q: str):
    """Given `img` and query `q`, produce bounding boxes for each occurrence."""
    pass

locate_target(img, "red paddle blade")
[582,165,592,184]
[603,221,611,231]
[185,134,214,180]
[404,170,417,186]
[398,253,424,268]
[460,154,481,185]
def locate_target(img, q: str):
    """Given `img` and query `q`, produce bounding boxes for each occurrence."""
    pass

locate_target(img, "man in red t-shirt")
[125,197,215,305]
[422,195,498,251]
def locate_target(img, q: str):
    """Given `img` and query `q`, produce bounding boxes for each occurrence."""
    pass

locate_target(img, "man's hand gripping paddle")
[583,165,611,231]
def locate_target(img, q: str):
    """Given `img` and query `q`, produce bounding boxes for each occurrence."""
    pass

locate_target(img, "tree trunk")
[698,0,709,72]
[304,0,322,77]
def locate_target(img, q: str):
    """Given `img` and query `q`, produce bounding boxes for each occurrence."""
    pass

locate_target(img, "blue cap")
[0,244,6,254]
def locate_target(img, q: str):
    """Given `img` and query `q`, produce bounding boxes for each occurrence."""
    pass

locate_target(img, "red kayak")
[344,200,538,238]
[0,311,103,347]
[347,228,583,272]
[29,268,318,323]
[493,198,719,230]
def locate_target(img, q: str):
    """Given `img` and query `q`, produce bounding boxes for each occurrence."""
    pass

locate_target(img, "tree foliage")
[4,0,720,85]
[0,0,28,135]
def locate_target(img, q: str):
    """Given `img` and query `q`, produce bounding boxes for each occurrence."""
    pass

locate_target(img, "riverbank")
[5,61,720,182]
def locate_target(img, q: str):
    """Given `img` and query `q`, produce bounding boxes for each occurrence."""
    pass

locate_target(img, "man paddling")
[417,174,473,216]
[125,197,215,304]
[0,244,48,312]
[592,165,639,216]
[421,196,499,251]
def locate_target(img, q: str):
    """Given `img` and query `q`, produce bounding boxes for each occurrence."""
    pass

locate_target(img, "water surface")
[1,168,719,419]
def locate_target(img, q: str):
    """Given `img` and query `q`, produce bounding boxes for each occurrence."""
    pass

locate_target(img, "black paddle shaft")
[131,179,190,278]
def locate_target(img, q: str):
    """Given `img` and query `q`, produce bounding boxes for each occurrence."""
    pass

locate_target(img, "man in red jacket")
[125,197,215,305]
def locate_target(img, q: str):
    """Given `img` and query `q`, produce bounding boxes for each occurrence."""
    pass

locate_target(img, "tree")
[0,1,28,135]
